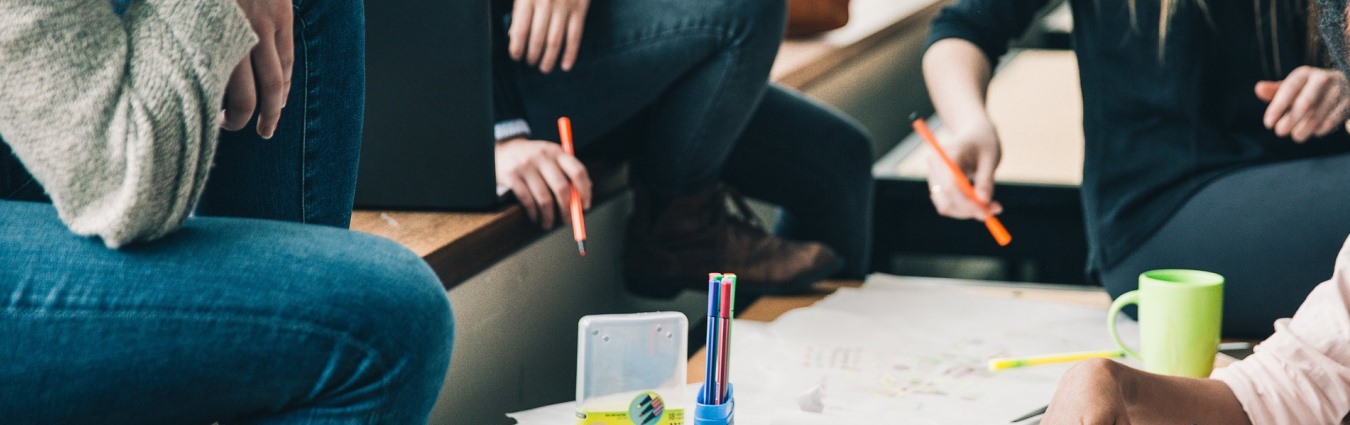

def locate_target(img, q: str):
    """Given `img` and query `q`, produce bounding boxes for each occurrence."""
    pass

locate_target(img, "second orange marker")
[557,117,588,256]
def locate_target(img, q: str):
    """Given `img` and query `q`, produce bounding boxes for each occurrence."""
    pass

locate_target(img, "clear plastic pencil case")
[576,312,688,425]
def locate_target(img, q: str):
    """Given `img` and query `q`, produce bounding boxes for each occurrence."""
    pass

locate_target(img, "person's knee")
[346,235,453,342]
[837,119,875,172]
[716,0,787,45]
[825,115,875,195]
[296,231,454,362]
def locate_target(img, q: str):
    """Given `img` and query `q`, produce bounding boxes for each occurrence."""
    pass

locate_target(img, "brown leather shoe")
[624,184,843,298]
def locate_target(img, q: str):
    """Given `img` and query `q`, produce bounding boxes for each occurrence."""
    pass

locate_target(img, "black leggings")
[1101,152,1350,338]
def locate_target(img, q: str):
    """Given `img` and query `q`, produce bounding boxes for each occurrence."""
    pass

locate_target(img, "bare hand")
[926,121,1004,220]
[1256,66,1350,143]
[495,137,593,229]
[222,0,294,139]
[1042,359,1134,425]
[509,0,591,74]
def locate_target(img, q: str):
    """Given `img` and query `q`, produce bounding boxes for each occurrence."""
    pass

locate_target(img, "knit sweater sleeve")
[0,0,256,248]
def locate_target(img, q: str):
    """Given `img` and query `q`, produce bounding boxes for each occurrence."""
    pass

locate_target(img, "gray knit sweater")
[0,0,257,248]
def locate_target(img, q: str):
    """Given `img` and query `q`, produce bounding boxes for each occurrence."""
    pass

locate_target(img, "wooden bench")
[349,0,953,288]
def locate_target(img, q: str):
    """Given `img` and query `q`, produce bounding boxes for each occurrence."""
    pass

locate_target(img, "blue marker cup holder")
[694,384,734,425]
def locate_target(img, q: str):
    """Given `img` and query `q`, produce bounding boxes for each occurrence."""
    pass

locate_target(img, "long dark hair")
[1130,0,1325,68]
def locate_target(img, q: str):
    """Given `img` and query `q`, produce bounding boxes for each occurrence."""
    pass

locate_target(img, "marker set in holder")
[697,273,738,425]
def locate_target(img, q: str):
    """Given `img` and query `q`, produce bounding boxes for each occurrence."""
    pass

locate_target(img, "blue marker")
[702,273,722,404]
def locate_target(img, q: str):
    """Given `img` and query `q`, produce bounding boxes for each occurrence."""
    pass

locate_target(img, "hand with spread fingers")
[508,0,591,74]
[495,137,593,230]
[1256,65,1350,143]
[222,0,294,139]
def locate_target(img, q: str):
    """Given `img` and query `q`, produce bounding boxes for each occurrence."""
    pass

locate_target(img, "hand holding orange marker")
[909,113,1012,246]
[557,117,588,256]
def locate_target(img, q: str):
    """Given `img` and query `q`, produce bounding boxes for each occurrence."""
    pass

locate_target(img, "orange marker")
[910,114,1012,246]
[557,117,588,256]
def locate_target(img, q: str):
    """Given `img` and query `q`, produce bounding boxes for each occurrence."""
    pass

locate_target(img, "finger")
[509,0,533,61]
[1319,98,1350,137]
[929,178,982,219]
[251,38,287,139]
[1264,69,1309,129]
[505,175,539,224]
[1297,85,1342,141]
[926,154,979,220]
[523,171,556,229]
[561,5,588,71]
[526,0,552,66]
[1275,113,1296,138]
[972,151,998,205]
[538,9,568,74]
[222,57,257,131]
[557,154,592,209]
[1254,80,1280,103]
[1285,73,1330,141]
[943,188,984,219]
[928,183,958,218]
[536,158,574,225]
[275,5,295,107]
[925,154,958,216]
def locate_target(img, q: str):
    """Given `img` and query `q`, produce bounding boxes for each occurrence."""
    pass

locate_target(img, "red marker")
[557,117,587,256]
[715,279,733,404]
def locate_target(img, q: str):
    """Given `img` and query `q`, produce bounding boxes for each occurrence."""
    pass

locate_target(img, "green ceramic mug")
[1107,269,1224,377]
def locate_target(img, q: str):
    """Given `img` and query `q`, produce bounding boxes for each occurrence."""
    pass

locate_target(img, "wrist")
[1113,363,1153,419]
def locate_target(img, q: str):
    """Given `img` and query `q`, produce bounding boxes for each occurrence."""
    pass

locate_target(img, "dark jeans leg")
[1100,152,1350,338]
[198,0,365,228]
[721,86,875,278]
[507,0,786,200]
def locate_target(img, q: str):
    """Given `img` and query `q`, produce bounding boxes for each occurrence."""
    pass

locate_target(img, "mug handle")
[1108,290,1144,361]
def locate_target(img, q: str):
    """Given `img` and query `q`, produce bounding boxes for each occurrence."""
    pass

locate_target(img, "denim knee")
[706,0,786,49]
[327,233,454,358]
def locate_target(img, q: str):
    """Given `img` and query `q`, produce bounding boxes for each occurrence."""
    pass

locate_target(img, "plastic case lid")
[576,312,689,421]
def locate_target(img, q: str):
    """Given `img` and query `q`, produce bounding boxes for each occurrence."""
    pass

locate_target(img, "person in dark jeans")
[489,0,876,297]
[0,1,452,423]
[924,0,1350,338]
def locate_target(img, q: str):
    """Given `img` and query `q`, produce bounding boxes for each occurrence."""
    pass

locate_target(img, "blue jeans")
[0,1,451,423]
[0,201,452,425]
[499,0,875,277]
[196,0,366,228]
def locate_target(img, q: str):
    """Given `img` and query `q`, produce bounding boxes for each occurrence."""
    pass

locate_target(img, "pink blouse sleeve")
[1212,237,1350,424]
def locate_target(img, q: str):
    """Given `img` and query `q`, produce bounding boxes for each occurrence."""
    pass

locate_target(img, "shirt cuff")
[494,119,531,141]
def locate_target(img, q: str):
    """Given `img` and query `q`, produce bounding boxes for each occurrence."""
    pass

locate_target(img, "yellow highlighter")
[988,349,1126,372]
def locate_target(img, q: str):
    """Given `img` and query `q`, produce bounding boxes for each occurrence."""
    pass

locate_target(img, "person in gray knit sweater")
[0,1,453,423]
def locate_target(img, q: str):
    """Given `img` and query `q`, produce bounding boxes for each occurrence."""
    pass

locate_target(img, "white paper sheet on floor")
[508,274,1140,425]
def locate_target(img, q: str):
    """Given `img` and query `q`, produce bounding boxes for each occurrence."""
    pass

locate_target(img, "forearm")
[0,0,255,247]
[1121,365,1251,425]
[922,38,995,133]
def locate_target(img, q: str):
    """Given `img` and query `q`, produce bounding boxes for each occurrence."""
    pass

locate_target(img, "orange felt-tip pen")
[557,117,588,256]
[909,113,1012,246]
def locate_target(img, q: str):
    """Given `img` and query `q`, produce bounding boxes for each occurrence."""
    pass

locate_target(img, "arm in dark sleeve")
[925,0,1054,66]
